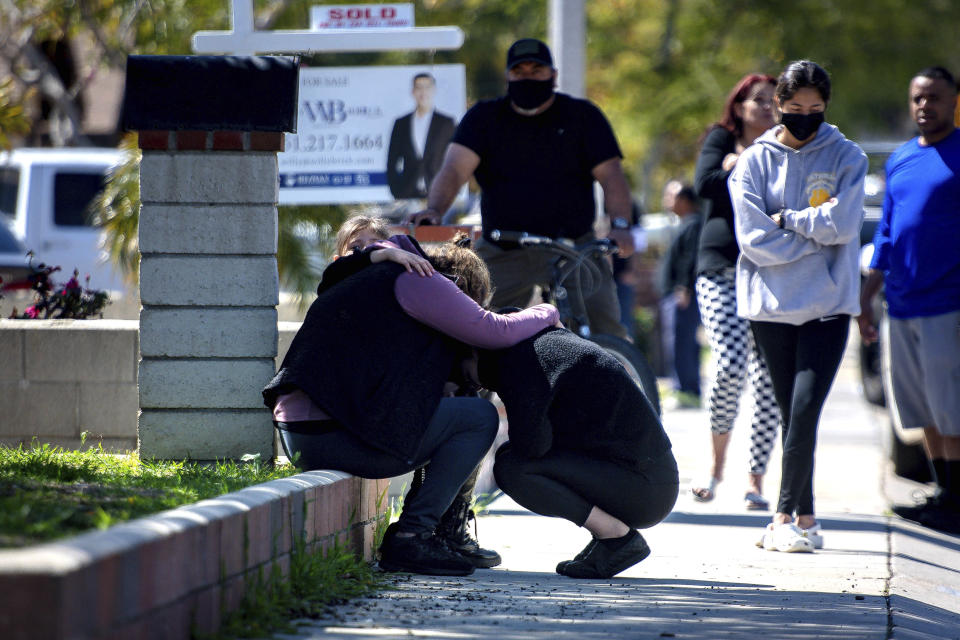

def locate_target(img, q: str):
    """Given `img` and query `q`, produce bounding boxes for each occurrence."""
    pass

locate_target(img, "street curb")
[0,471,388,639]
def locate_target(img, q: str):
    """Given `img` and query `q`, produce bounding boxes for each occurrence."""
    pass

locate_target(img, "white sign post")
[193,0,461,55]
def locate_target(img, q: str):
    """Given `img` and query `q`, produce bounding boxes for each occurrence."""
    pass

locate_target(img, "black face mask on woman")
[507,78,554,110]
[780,111,824,141]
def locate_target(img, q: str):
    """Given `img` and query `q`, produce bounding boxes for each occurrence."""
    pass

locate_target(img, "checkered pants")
[695,268,781,475]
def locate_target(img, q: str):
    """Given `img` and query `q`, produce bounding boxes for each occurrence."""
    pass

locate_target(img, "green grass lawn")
[0,437,390,639]
[0,436,300,548]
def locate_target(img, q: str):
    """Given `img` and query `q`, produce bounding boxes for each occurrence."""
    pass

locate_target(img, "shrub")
[0,253,109,319]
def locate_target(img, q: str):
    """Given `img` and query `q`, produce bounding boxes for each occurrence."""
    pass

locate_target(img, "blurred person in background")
[690,73,782,511]
[659,182,703,409]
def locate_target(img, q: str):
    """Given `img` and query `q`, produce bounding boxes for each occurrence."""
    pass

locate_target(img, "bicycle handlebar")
[488,229,550,245]
[489,229,619,255]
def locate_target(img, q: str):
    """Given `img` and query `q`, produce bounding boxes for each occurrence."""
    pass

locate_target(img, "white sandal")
[691,477,720,502]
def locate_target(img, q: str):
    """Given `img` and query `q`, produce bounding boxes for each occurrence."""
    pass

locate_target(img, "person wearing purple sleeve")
[859,67,960,535]
[263,233,558,576]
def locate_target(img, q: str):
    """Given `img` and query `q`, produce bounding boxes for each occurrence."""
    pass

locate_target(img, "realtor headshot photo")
[386,72,457,200]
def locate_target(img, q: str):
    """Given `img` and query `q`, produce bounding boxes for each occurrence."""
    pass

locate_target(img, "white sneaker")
[802,523,824,549]
[759,522,814,553]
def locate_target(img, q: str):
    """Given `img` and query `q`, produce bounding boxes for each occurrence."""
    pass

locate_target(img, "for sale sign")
[278,64,466,204]
[310,4,415,30]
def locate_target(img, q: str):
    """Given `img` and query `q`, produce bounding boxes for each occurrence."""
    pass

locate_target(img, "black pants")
[673,296,702,396]
[493,443,679,529]
[277,397,498,534]
[751,316,849,517]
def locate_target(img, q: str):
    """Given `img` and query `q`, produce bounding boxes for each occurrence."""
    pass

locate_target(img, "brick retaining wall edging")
[0,471,389,639]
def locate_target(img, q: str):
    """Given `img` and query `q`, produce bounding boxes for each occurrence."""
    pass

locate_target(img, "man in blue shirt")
[860,66,960,534]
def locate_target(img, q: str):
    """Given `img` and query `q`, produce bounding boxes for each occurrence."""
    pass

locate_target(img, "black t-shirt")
[452,93,622,240]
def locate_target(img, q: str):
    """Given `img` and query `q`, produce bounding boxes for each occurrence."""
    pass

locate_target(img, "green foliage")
[0,439,298,548]
[276,204,349,308]
[13,0,960,279]
[1,256,110,319]
[90,133,142,287]
[588,0,960,205]
[198,538,386,640]
[371,484,393,552]
[0,78,32,150]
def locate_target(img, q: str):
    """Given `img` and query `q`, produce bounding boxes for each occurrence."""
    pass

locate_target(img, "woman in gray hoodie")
[728,60,867,553]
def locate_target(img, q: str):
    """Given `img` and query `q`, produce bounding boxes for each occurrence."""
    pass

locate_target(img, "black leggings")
[493,443,679,529]
[751,316,849,517]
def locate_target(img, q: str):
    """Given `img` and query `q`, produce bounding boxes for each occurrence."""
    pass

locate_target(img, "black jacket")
[660,213,703,293]
[386,110,456,199]
[263,260,457,464]
[479,328,672,470]
[694,126,740,274]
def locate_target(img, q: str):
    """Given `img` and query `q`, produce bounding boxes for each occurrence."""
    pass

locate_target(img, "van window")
[0,223,21,252]
[53,172,105,227]
[0,167,19,218]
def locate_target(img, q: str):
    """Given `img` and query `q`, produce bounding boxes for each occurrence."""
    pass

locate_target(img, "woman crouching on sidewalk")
[263,233,559,576]
[478,327,679,579]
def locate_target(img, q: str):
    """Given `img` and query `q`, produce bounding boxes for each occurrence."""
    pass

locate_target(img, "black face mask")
[780,111,824,141]
[508,78,554,110]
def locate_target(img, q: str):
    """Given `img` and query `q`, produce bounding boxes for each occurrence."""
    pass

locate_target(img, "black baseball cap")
[505,38,553,70]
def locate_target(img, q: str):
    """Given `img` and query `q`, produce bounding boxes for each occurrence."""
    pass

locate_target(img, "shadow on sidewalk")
[309,567,959,639]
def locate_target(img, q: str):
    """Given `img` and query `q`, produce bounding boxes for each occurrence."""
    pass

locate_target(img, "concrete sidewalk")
[280,341,960,639]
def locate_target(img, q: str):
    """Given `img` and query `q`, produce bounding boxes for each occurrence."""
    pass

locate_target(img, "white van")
[0,147,127,293]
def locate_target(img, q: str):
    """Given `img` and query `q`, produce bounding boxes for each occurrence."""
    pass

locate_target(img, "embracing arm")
[730,153,823,267]
[781,150,868,245]
[395,273,559,348]
[316,239,433,294]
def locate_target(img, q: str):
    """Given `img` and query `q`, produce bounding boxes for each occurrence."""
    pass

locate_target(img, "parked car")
[0,147,127,293]
[0,220,31,285]
[857,141,931,483]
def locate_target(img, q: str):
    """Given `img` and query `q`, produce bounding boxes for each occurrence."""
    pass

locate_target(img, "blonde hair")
[335,215,390,256]
[426,232,492,307]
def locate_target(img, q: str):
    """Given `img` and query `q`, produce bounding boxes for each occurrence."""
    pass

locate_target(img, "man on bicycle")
[410,38,636,339]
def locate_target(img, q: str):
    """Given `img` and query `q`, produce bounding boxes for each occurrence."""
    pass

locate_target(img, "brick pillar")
[122,56,298,459]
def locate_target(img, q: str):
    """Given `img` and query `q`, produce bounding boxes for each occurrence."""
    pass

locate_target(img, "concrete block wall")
[0,320,301,452]
[0,472,389,640]
[0,319,139,452]
[138,151,280,460]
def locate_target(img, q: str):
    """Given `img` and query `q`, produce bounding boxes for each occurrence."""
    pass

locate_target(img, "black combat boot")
[437,495,502,568]
[378,524,475,576]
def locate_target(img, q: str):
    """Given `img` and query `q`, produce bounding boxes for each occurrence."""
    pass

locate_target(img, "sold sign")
[310,4,415,29]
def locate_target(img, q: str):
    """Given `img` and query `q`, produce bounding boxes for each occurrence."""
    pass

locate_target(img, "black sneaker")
[378,529,475,576]
[556,538,598,574]
[558,530,650,579]
[892,493,942,523]
[437,496,502,568]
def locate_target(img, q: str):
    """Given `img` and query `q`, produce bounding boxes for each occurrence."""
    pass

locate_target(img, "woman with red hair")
[690,73,782,510]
